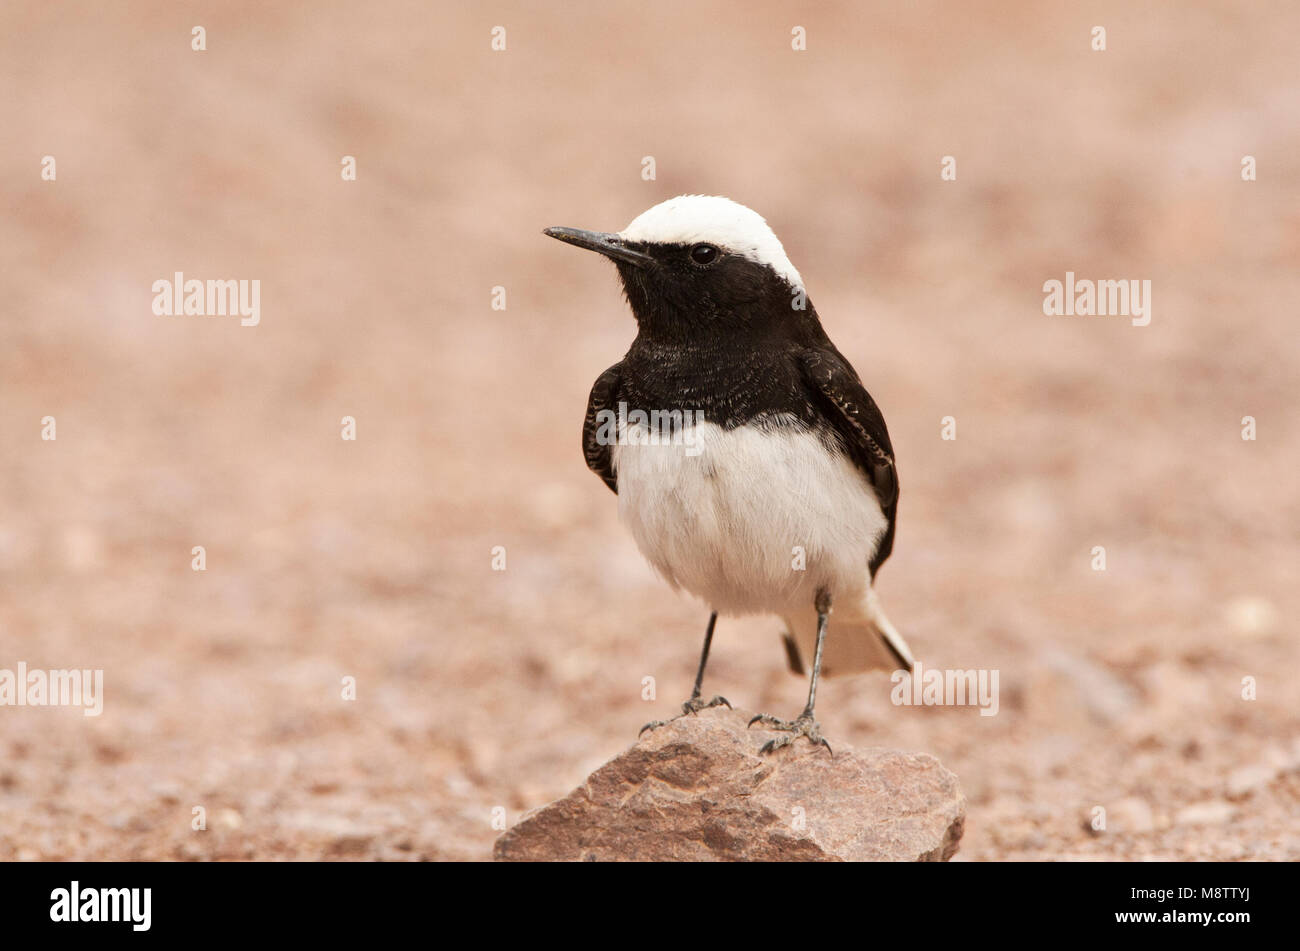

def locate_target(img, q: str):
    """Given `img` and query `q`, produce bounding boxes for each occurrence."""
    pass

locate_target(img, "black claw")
[749,712,832,755]
[642,693,732,739]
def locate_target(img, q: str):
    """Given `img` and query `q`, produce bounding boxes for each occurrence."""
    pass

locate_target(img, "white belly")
[611,418,886,615]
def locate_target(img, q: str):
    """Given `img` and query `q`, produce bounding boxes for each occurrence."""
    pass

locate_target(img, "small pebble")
[1226,764,1277,800]
[1108,796,1155,834]
[1175,800,1235,826]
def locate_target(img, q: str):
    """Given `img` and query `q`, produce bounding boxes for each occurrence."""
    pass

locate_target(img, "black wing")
[582,363,622,494]
[798,348,898,575]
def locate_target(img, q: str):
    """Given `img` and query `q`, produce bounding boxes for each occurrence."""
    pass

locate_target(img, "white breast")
[610,418,886,615]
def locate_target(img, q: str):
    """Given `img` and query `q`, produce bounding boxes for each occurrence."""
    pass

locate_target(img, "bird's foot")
[638,694,731,736]
[747,712,833,756]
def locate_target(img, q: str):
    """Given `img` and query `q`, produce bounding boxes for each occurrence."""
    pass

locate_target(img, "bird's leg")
[639,611,731,735]
[749,588,833,755]
[683,610,727,711]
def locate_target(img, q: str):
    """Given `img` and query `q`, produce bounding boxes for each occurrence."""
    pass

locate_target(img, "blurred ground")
[0,0,1296,861]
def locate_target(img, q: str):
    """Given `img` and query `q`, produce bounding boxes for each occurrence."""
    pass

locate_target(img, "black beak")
[543,226,654,269]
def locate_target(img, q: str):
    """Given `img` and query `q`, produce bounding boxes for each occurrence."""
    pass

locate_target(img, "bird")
[544,195,914,754]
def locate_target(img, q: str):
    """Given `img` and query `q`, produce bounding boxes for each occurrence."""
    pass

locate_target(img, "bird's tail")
[781,588,914,678]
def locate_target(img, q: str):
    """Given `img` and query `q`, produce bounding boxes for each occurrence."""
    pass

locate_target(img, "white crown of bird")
[619,195,804,290]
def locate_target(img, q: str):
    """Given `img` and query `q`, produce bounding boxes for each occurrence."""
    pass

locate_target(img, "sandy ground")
[1,1,1297,861]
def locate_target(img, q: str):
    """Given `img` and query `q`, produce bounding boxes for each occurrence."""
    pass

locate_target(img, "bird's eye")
[689,244,720,266]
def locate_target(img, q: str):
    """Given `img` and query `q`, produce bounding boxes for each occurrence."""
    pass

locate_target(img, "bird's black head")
[545,196,818,345]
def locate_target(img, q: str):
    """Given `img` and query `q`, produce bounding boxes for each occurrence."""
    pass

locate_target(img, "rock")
[1225,763,1278,800]
[152,781,182,804]
[1266,743,1299,772]
[1035,646,1137,726]
[1222,596,1279,639]
[328,834,374,857]
[493,707,965,862]
[1174,800,1235,826]
[1103,796,1155,834]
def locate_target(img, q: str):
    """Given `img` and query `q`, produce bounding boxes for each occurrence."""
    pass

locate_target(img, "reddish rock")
[494,707,965,861]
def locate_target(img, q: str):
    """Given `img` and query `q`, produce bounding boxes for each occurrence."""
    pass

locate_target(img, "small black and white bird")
[545,195,914,754]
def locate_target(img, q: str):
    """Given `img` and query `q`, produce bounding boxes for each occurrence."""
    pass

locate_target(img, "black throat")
[612,247,834,431]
